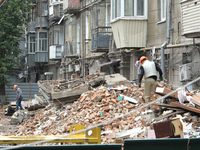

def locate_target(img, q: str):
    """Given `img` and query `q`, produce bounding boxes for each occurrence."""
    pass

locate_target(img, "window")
[111,0,147,21]
[106,3,111,26]
[137,0,144,16]
[54,31,59,45]
[124,0,134,16]
[86,14,89,40]
[54,26,64,45]
[111,0,122,19]
[160,0,166,22]
[50,26,64,45]
[36,32,48,52]
[111,0,115,20]
[28,34,35,53]
[41,3,48,16]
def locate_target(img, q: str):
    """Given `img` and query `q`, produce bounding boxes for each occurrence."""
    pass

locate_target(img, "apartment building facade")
[26,0,200,90]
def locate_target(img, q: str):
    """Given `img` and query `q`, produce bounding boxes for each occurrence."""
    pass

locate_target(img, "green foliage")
[0,0,32,85]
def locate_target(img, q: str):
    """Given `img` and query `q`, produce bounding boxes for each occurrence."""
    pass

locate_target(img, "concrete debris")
[33,73,129,106]
[3,73,200,145]
[105,73,128,86]
[10,111,24,125]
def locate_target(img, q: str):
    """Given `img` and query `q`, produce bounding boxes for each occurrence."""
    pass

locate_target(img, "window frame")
[36,31,48,52]
[28,34,36,54]
[106,3,111,26]
[160,0,166,22]
[111,0,148,22]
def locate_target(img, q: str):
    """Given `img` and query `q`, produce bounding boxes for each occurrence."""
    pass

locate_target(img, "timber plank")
[170,102,200,114]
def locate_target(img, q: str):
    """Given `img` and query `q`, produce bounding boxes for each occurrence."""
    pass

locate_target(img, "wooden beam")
[170,102,200,114]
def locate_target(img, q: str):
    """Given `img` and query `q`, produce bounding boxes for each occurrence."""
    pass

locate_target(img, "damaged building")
[25,0,200,91]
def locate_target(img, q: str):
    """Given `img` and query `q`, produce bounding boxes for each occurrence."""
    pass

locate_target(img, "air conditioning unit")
[75,65,80,72]
[49,45,62,59]
[179,63,192,82]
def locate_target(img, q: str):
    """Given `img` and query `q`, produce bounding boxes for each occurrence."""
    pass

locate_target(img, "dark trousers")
[16,96,23,110]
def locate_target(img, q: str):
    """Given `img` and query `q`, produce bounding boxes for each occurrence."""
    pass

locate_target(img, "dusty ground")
[0,107,18,136]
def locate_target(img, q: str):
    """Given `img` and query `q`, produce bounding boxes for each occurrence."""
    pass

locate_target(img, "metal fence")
[5,83,39,102]
[1,138,200,150]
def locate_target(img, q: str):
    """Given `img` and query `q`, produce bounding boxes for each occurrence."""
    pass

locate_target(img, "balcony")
[111,19,147,49]
[63,0,81,14]
[91,27,111,52]
[49,4,63,21]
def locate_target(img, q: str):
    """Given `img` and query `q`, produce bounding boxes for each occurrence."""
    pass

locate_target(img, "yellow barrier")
[0,125,101,145]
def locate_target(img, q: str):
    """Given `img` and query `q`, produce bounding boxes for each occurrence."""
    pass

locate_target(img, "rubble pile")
[5,73,200,145]
[33,73,128,107]
[9,83,150,144]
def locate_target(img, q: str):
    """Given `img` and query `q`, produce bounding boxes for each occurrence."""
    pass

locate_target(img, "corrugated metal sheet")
[5,83,39,102]
[35,52,48,62]
[27,21,36,33]
[111,19,147,49]
[27,54,35,67]
[181,0,200,37]
[35,17,48,28]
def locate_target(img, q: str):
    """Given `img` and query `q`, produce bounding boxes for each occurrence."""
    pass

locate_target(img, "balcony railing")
[63,42,80,57]
[91,27,112,52]
[35,52,48,63]
[27,22,36,33]
[35,17,48,28]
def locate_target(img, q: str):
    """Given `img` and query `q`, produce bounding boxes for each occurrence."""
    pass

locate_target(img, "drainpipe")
[161,0,172,81]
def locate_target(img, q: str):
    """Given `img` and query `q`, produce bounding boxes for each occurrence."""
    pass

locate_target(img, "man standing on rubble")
[138,56,163,103]
[13,85,23,111]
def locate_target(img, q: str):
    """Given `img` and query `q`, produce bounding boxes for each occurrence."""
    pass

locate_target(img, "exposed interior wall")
[165,46,200,89]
